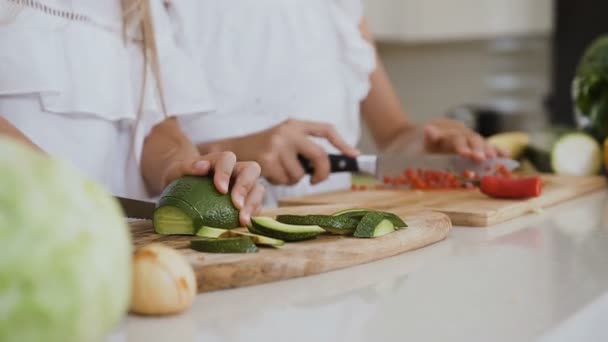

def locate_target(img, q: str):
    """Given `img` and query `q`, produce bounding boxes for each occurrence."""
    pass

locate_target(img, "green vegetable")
[573,35,608,139]
[154,176,240,235]
[276,215,358,235]
[196,226,229,238]
[221,230,285,247]
[0,138,131,342]
[353,212,396,238]
[332,208,407,229]
[249,217,325,241]
[191,237,258,253]
[523,129,602,176]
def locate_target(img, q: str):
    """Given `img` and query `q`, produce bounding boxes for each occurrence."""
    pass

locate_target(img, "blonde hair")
[122,0,168,117]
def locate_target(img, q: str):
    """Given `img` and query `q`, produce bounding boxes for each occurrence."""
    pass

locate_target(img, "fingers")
[467,134,487,161]
[295,137,330,184]
[230,161,262,209]
[200,152,237,193]
[452,134,472,158]
[299,121,359,157]
[280,153,306,185]
[239,182,265,226]
[424,124,442,144]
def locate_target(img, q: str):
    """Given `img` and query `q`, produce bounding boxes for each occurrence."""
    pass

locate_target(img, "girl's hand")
[163,152,264,226]
[423,119,506,161]
[202,119,359,186]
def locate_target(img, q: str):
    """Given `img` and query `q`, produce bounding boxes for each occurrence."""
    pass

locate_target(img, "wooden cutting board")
[130,206,451,293]
[279,175,607,227]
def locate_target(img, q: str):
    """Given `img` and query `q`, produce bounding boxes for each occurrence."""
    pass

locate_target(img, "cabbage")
[0,138,132,342]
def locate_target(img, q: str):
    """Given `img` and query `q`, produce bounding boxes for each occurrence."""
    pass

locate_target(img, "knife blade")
[299,153,519,178]
[115,196,156,219]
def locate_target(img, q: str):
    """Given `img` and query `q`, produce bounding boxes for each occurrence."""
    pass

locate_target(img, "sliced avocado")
[191,237,258,253]
[250,217,325,242]
[333,209,407,230]
[221,230,285,247]
[153,176,240,235]
[276,215,358,235]
[153,205,197,235]
[332,208,374,217]
[353,212,396,238]
[378,213,407,229]
[196,226,229,238]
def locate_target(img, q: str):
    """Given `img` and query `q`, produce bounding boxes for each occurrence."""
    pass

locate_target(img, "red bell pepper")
[479,176,542,199]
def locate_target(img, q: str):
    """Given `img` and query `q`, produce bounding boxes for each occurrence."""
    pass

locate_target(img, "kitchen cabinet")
[363,0,554,43]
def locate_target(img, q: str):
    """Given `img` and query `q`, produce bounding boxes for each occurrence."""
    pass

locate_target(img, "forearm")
[0,116,43,152]
[141,117,200,195]
[358,20,416,151]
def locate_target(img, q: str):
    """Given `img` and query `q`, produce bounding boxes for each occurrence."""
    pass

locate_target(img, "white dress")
[0,0,213,199]
[172,0,377,206]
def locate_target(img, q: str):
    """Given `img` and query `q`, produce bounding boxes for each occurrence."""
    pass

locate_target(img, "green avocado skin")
[191,237,258,253]
[353,212,385,238]
[249,219,322,242]
[334,210,407,230]
[276,215,358,231]
[156,176,240,229]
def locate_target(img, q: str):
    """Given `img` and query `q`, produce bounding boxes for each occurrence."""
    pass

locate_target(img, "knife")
[298,154,519,178]
[116,196,156,219]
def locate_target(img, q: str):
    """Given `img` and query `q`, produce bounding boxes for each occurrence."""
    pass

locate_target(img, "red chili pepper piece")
[383,176,392,184]
[495,163,513,178]
[479,176,542,199]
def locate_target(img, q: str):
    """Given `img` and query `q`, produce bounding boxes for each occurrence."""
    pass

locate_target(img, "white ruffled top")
[0,0,214,198]
[173,0,376,205]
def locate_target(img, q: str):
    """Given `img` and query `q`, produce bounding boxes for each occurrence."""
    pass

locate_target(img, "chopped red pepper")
[463,170,476,179]
[479,176,542,199]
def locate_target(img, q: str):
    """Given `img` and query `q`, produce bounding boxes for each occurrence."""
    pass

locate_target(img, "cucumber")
[220,230,284,247]
[196,226,228,238]
[523,129,602,176]
[276,215,358,235]
[332,209,407,229]
[353,212,396,238]
[249,217,325,242]
[191,237,258,253]
[154,176,240,235]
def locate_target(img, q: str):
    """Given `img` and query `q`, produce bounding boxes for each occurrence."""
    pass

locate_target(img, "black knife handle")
[298,154,359,174]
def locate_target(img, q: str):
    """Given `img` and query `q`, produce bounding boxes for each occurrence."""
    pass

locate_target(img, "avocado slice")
[353,212,396,238]
[153,176,240,235]
[220,230,285,247]
[196,226,229,238]
[333,209,407,229]
[276,215,358,235]
[249,217,325,242]
[191,237,258,253]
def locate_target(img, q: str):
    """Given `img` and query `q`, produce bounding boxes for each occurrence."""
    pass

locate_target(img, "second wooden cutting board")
[279,175,607,226]
[130,205,451,293]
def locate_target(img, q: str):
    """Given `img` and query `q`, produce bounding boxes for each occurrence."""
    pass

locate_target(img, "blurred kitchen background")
[358,0,608,152]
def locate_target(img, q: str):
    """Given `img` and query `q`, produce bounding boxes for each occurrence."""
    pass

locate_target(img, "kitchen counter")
[109,190,608,342]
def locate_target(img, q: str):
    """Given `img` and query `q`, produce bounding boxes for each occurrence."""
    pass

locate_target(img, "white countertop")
[110,191,608,342]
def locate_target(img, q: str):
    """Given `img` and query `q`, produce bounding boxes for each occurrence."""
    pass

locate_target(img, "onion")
[130,244,197,315]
